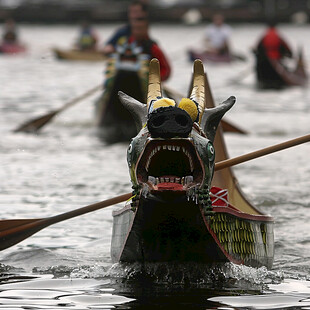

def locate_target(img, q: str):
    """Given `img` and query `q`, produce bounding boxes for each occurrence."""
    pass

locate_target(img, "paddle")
[0,193,131,251]
[215,133,310,171]
[14,84,102,133]
[0,133,308,251]
[226,66,253,86]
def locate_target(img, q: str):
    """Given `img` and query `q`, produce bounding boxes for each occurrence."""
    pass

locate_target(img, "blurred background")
[0,0,309,24]
[0,1,310,309]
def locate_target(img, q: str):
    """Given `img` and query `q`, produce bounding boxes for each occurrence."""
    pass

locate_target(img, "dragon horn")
[189,59,205,124]
[147,58,162,110]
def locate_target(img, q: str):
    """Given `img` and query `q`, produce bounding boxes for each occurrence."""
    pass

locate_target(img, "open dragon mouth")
[136,139,204,192]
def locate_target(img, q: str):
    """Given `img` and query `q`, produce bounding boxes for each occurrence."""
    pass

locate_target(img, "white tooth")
[172,145,175,151]
[160,177,165,183]
[190,158,194,171]
[181,177,185,185]
[182,147,185,153]
[163,145,166,150]
[185,176,193,184]
[176,146,180,151]
[168,145,171,150]
[165,177,169,182]
[158,146,161,151]
[170,177,175,183]
[146,158,150,171]
[176,177,180,183]
[148,176,156,184]
[156,177,159,185]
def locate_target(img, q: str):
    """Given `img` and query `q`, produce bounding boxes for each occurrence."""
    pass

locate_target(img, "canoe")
[0,42,26,54]
[53,48,106,61]
[111,59,274,269]
[255,50,308,89]
[188,49,246,63]
[95,53,149,143]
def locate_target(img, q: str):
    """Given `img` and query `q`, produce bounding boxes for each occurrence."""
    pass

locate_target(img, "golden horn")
[147,58,162,109]
[190,59,205,124]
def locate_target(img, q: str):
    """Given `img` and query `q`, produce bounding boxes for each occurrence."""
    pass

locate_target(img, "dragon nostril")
[152,115,166,127]
[147,106,193,138]
[175,114,189,127]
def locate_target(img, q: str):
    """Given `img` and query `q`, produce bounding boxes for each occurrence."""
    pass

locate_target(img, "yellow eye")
[178,98,198,122]
[152,98,176,110]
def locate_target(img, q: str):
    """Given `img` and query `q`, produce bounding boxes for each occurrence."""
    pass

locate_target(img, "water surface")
[1,23,310,309]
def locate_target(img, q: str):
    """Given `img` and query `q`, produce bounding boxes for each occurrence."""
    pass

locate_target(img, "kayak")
[111,59,274,268]
[53,48,106,61]
[0,42,26,54]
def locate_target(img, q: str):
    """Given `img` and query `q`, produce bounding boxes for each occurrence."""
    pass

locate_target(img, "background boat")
[0,42,26,54]
[255,49,308,88]
[95,51,149,143]
[53,47,106,61]
[188,49,246,63]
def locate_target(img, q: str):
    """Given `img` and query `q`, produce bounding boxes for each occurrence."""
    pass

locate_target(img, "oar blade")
[0,219,45,251]
[0,193,132,252]
[0,219,42,232]
[14,111,58,133]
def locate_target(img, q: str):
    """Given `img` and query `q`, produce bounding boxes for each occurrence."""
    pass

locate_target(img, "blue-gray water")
[1,23,310,309]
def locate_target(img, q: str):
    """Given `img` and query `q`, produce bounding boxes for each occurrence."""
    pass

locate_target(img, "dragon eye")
[128,142,133,154]
[207,142,215,161]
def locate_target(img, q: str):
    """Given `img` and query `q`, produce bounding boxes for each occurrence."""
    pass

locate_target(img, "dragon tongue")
[157,182,184,191]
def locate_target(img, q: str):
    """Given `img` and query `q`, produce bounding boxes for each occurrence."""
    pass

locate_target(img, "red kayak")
[0,43,26,54]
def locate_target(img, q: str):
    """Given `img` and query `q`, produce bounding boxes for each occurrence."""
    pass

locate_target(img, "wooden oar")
[163,84,247,134]
[215,133,310,171]
[0,133,308,251]
[226,65,253,86]
[0,193,131,251]
[14,84,102,133]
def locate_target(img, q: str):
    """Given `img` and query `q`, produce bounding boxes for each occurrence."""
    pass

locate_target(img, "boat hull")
[111,193,274,268]
[53,48,106,61]
[96,58,148,143]
[255,52,308,88]
[0,43,26,54]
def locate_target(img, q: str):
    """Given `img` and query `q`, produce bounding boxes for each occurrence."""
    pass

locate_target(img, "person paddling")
[102,1,148,55]
[255,20,292,61]
[253,20,293,88]
[76,21,98,51]
[125,18,171,81]
[204,13,231,55]
[1,18,18,45]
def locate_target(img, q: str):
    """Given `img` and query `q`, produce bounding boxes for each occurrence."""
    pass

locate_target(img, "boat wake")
[106,262,283,291]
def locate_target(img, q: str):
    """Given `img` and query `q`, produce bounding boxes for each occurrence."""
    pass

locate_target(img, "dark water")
[1,24,310,309]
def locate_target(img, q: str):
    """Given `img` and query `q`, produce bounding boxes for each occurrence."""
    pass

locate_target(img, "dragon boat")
[255,49,308,89]
[95,43,149,143]
[110,59,274,269]
[53,48,106,61]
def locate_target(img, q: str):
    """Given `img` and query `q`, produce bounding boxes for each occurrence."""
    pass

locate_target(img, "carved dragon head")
[119,59,235,209]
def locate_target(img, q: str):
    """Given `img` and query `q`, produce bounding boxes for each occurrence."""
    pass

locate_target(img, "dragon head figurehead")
[119,58,235,211]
